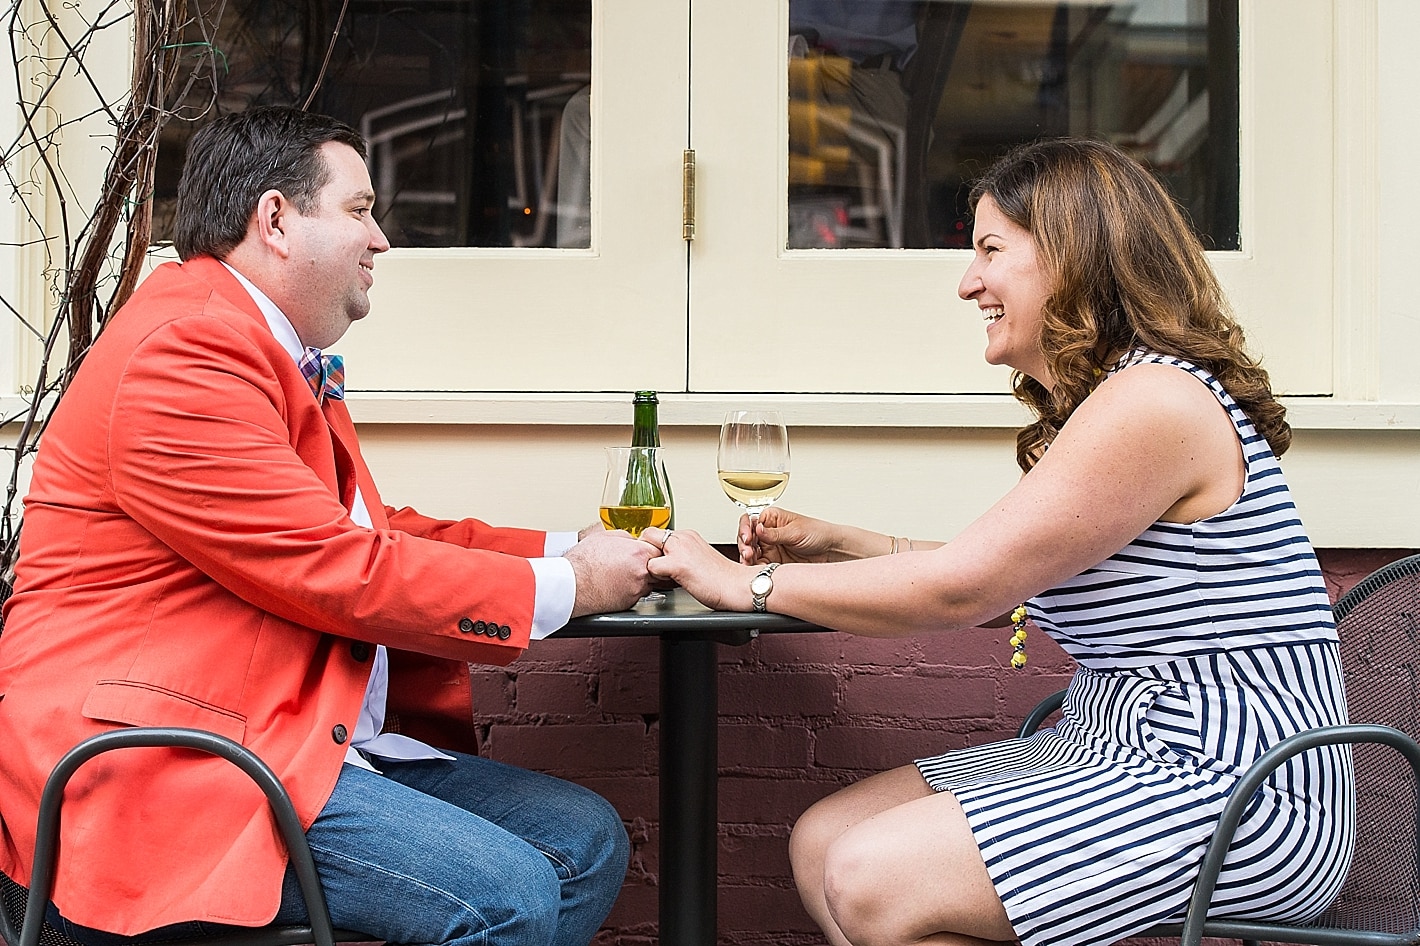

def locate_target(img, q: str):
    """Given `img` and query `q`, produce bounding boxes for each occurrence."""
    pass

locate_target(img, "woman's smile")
[958,195,1053,387]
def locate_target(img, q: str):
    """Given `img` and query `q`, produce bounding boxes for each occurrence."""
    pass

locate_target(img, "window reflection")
[153,0,592,249]
[787,0,1239,250]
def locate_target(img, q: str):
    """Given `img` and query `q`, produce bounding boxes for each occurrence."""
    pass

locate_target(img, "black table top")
[555,587,830,644]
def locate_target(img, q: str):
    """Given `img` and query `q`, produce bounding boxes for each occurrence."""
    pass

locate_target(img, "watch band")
[751,562,780,613]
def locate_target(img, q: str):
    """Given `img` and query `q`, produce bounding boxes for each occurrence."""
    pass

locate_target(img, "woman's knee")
[791,767,930,882]
[788,795,838,881]
[820,829,902,946]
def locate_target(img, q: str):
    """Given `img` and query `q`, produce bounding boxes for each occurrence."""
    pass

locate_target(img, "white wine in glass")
[717,411,790,519]
[717,470,789,508]
[599,504,672,536]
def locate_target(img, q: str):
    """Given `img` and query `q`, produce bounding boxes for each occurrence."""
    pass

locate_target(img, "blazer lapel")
[321,398,389,529]
[291,369,367,521]
[181,258,374,524]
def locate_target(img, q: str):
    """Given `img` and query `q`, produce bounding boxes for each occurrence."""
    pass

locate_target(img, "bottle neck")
[631,401,661,446]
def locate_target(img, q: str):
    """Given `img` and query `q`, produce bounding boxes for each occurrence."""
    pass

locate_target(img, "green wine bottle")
[631,391,675,528]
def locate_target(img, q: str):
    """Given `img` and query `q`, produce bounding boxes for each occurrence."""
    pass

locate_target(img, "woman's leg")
[791,765,933,944]
[790,764,1015,946]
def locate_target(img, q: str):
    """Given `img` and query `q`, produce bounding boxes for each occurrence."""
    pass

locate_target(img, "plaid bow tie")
[298,347,345,403]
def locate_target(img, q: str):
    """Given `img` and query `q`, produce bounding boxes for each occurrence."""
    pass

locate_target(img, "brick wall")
[470,548,1414,946]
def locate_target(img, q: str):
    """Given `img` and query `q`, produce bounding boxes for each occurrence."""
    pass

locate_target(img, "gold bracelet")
[905,537,914,552]
[889,535,899,554]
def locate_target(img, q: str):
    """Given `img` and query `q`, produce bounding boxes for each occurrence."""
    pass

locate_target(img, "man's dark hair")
[173,106,368,261]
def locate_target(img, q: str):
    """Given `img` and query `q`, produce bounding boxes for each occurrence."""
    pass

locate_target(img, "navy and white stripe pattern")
[916,351,1354,946]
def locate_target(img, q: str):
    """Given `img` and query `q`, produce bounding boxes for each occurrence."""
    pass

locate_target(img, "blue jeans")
[50,751,629,946]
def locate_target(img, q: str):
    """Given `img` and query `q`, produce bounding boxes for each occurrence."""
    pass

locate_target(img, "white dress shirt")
[221,262,578,769]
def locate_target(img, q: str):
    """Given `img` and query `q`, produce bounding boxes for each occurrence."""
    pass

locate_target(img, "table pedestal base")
[555,590,825,946]
[660,636,717,946]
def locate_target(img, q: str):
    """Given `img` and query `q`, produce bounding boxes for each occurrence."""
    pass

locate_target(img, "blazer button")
[350,642,371,662]
[474,620,489,635]
[498,625,512,640]
[458,617,475,633]
[332,724,348,744]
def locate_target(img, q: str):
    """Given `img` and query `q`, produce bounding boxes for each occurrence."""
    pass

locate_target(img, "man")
[0,106,656,946]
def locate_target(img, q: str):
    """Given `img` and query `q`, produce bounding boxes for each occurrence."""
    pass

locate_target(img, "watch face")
[751,574,772,595]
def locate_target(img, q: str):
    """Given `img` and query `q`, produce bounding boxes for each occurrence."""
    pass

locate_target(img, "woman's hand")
[643,527,756,611]
[737,506,841,565]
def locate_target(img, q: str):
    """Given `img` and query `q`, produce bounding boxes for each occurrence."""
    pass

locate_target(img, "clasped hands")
[569,506,836,616]
[638,506,833,612]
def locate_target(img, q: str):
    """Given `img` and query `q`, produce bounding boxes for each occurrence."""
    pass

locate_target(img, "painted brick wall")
[469,548,1413,946]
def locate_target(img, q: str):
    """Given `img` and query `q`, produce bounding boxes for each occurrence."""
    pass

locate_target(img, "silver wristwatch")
[750,562,780,613]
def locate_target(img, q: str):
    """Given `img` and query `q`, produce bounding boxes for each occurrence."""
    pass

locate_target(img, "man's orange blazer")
[0,257,554,934]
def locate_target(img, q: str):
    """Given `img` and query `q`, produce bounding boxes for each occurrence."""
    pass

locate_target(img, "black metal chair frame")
[0,728,371,946]
[1016,552,1420,946]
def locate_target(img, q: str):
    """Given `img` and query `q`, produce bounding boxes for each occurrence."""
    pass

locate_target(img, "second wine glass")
[717,410,790,521]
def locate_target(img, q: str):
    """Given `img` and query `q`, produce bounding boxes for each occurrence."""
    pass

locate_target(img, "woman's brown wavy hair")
[969,138,1289,472]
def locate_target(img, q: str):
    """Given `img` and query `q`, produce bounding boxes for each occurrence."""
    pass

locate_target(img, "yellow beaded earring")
[1009,605,1029,668]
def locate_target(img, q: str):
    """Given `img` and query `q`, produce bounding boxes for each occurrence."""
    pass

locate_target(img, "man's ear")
[253,189,292,257]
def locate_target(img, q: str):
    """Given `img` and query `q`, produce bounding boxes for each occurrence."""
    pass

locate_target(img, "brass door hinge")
[682,149,696,241]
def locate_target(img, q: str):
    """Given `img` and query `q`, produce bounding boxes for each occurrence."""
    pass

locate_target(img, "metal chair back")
[0,727,371,946]
[0,579,369,946]
[1307,553,1420,936]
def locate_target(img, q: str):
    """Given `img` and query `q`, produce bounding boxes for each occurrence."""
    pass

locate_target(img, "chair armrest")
[1017,689,1067,738]
[1179,723,1420,946]
[22,728,340,946]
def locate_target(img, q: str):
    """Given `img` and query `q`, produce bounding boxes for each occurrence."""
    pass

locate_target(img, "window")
[786,0,1239,251]
[154,0,593,249]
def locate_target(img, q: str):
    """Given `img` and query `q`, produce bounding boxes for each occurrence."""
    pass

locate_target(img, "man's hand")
[566,530,658,617]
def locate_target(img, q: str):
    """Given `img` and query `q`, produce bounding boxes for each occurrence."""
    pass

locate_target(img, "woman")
[645,138,1353,946]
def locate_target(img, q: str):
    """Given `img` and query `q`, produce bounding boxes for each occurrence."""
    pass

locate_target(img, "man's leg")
[275,754,628,946]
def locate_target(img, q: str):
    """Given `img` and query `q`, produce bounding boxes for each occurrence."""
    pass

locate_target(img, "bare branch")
[0,0,217,573]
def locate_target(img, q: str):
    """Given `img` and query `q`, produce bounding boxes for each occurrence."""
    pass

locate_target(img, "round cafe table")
[555,586,831,946]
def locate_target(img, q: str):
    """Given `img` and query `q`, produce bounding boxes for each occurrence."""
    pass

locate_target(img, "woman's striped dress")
[915,351,1354,946]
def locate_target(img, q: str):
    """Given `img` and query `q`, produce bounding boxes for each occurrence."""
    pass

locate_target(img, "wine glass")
[601,446,673,602]
[717,411,790,522]
[601,446,672,537]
